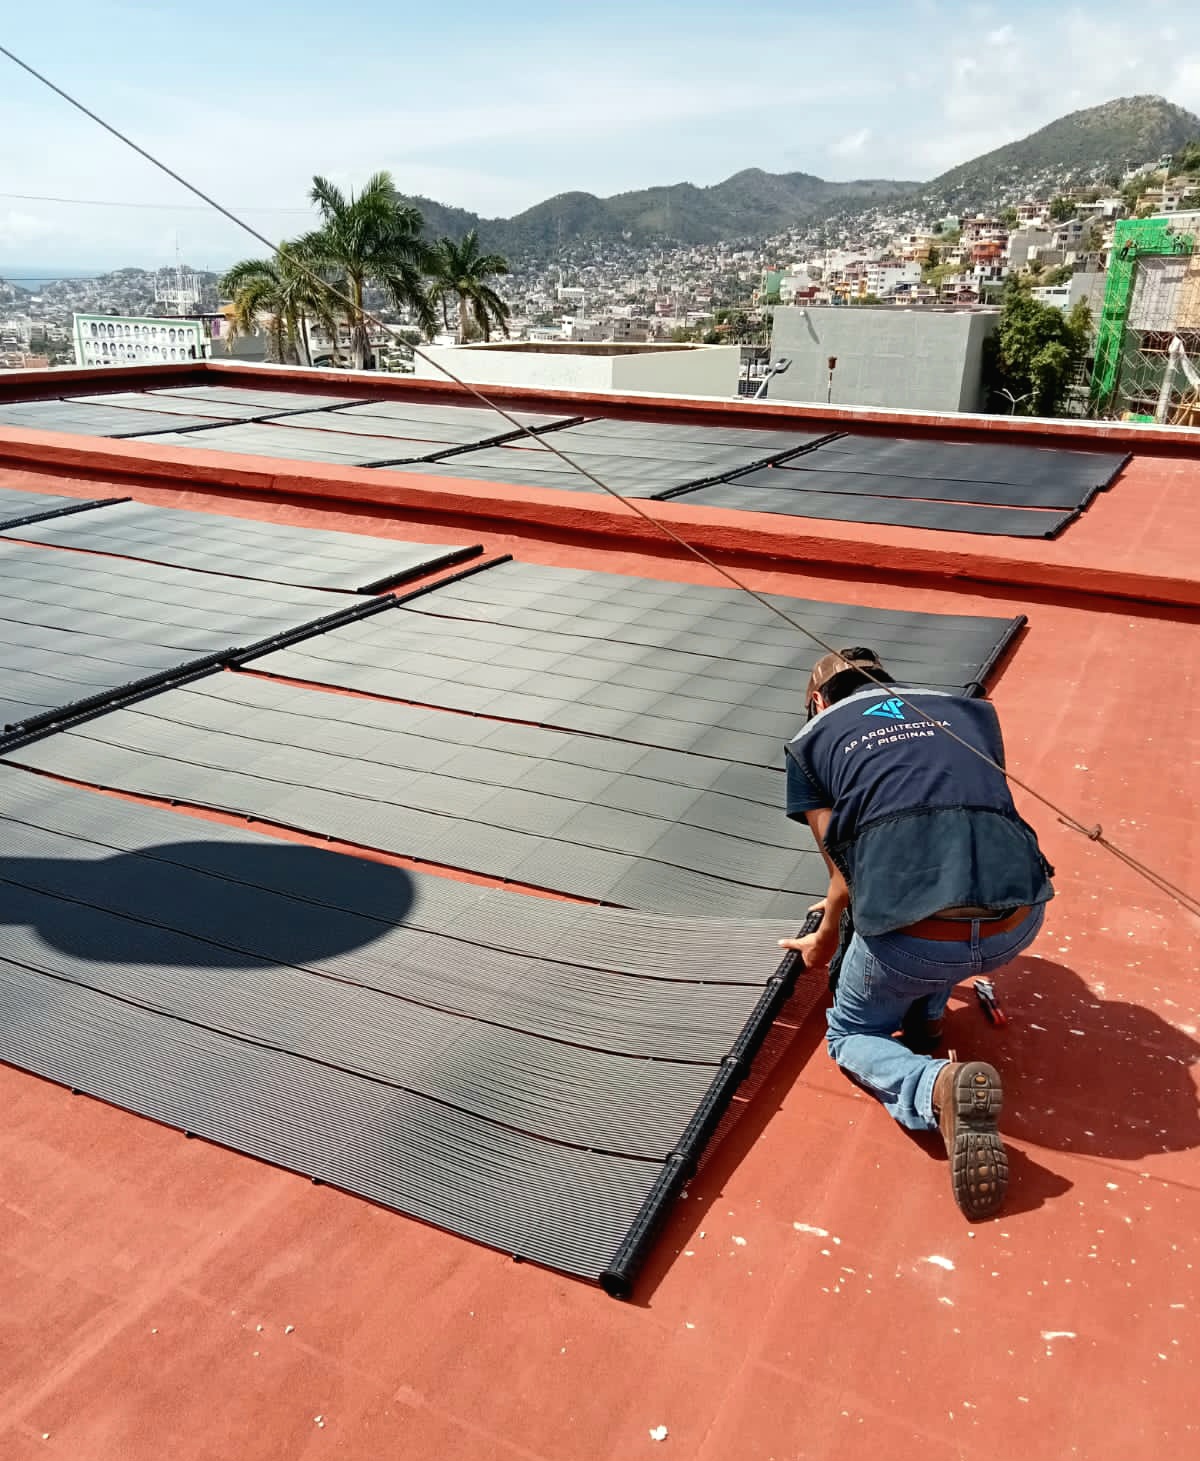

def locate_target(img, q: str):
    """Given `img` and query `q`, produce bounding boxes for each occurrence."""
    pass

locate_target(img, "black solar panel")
[407,458,670,496]
[0,399,225,436]
[676,483,1077,538]
[0,540,363,733]
[0,533,1028,1289]
[0,765,801,1286]
[2,500,479,593]
[809,433,1128,495]
[335,399,571,432]
[261,408,512,448]
[128,421,423,464]
[672,432,1129,537]
[66,391,298,422]
[148,384,364,412]
[564,417,828,452]
[417,417,831,500]
[726,464,1082,510]
[3,673,823,918]
[0,487,124,531]
[381,559,1022,732]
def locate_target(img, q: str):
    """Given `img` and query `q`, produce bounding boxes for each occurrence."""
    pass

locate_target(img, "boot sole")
[947,1062,1007,1219]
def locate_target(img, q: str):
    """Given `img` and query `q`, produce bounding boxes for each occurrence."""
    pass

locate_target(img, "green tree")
[428,230,511,344]
[1174,139,1200,174]
[295,171,434,370]
[1049,195,1076,222]
[984,282,1092,417]
[1121,171,1154,211]
[999,206,1019,229]
[1041,263,1075,286]
[219,246,339,365]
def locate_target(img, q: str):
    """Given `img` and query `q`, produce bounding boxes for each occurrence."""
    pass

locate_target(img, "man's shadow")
[631,953,1200,1299]
[941,953,1200,1162]
[0,840,417,965]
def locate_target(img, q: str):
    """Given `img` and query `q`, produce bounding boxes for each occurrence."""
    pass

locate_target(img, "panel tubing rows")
[599,946,808,1297]
[0,495,130,533]
[0,555,508,752]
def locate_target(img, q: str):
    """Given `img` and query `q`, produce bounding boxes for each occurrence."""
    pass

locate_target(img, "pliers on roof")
[973,978,1008,1027]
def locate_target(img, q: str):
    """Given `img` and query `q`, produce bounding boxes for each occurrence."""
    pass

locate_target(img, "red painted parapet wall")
[1,364,1198,610]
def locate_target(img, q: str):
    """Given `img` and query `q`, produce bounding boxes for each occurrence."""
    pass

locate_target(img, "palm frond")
[219,256,281,295]
[310,175,347,223]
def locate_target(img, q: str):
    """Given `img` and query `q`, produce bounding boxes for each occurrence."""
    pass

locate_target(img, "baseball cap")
[805,647,886,714]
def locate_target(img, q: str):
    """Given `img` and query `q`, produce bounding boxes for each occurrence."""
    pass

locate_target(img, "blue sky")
[1,0,1198,270]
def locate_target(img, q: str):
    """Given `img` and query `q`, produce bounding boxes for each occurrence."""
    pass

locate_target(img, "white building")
[865,261,922,298]
[779,268,819,303]
[412,340,741,399]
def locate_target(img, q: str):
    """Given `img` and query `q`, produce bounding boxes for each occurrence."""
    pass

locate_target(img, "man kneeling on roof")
[779,648,1054,1219]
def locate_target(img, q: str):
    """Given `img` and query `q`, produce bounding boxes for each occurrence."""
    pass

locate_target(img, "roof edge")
[2,425,1196,611]
[3,361,1199,454]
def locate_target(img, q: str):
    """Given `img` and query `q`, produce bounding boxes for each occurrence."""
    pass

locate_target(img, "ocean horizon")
[1,267,106,289]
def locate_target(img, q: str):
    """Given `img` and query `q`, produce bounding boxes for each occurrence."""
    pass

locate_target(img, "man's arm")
[778,808,849,967]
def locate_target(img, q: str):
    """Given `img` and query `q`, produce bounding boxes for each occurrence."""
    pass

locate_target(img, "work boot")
[932,1060,1007,1219]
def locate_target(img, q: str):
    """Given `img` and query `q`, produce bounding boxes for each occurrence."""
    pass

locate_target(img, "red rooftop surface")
[0,363,1197,1461]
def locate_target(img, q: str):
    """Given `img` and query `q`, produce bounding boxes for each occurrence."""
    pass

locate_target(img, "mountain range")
[400,95,1200,253]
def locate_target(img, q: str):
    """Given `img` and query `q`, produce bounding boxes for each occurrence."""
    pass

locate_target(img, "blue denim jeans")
[825,907,1045,1131]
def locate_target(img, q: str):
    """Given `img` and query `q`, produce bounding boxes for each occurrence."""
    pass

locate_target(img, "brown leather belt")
[898,906,1031,942]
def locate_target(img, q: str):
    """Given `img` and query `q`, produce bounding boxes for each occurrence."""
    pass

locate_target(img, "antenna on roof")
[155,231,199,316]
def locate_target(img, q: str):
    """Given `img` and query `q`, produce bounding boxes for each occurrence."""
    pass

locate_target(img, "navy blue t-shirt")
[785,685,1054,935]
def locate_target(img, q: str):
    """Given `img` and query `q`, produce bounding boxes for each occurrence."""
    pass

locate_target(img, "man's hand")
[777,901,840,969]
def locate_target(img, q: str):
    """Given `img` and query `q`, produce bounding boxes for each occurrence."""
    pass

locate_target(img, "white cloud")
[1172,56,1200,110]
[900,8,1200,174]
[0,210,63,249]
[829,128,873,159]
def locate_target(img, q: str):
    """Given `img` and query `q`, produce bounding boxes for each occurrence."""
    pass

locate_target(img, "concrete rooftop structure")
[0,360,1197,1461]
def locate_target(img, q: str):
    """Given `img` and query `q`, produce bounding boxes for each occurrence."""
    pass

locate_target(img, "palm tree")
[428,230,511,344]
[219,247,338,366]
[294,172,434,370]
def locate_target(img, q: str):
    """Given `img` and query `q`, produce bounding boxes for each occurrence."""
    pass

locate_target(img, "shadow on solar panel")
[0,775,809,1294]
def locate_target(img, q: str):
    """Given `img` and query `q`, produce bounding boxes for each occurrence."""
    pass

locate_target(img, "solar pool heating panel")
[674,482,1076,538]
[1,500,479,593]
[0,540,356,733]
[148,384,364,412]
[128,421,422,465]
[334,399,573,434]
[263,409,505,449]
[65,391,297,422]
[724,463,1086,510]
[0,768,802,1287]
[805,433,1128,498]
[0,488,123,531]
[402,458,677,497]
[4,674,825,918]
[0,398,225,435]
[563,417,831,453]
[248,559,1023,771]
[425,445,707,480]
[488,431,794,469]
